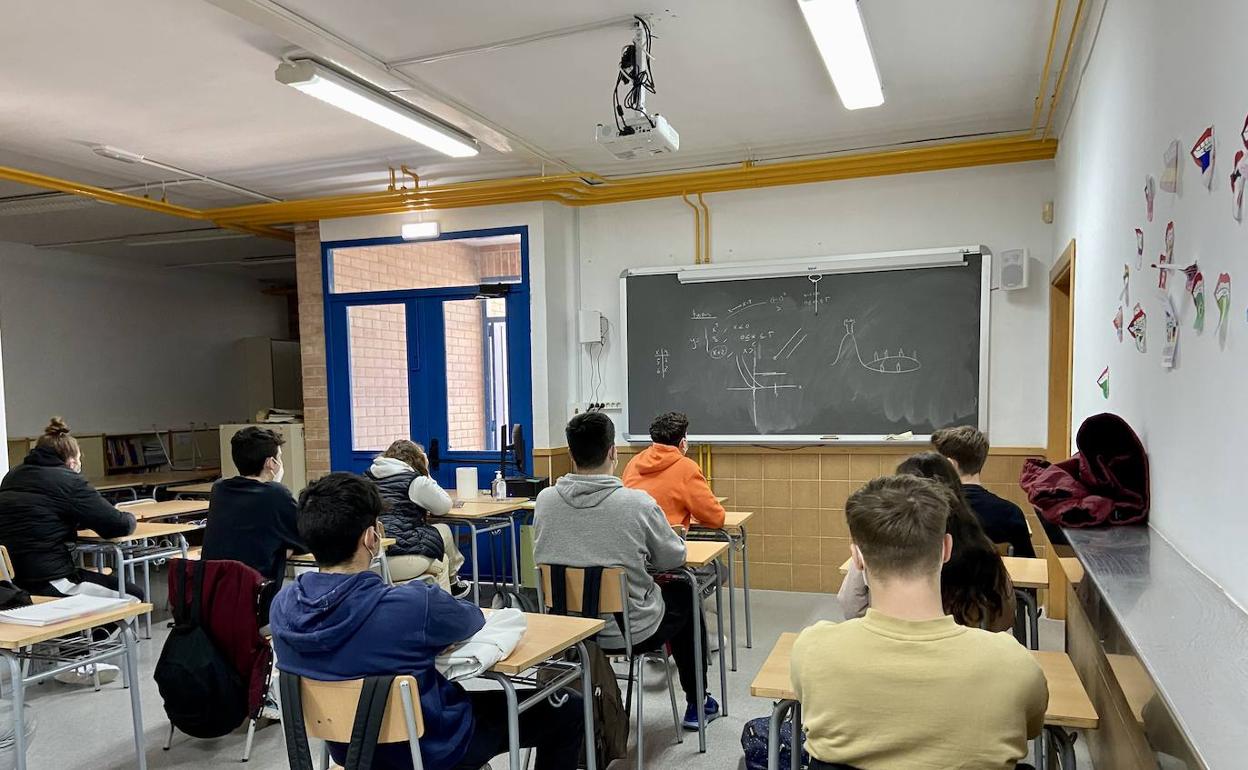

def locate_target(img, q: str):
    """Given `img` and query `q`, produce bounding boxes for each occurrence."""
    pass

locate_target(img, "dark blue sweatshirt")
[269,570,485,769]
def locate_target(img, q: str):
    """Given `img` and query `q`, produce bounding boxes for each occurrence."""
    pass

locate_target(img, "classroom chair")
[536,564,683,770]
[0,545,13,582]
[279,673,424,770]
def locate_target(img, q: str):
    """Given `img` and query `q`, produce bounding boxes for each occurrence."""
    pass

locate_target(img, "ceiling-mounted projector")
[595,15,679,160]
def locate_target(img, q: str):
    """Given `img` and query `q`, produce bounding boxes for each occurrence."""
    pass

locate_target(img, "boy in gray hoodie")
[533,411,720,729]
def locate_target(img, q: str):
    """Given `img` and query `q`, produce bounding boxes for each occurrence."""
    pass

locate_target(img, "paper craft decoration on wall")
[1191,126,1215,189]
[1113,306,1124,341]
[1161,140,1181,192]
[1216,272,1230,331]
[1186,268,1205,332]
[1135,228,1144,268]
[1158,221,1175,289]
[1162,294,1179,368]
[1232,151,1248,221]
[1144,176,1156,221]
[1097,367,1109,398]
[1120,264,1130,306]
[1129,303,1147,352]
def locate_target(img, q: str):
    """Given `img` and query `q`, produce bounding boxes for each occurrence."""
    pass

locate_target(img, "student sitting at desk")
[365,439,470,598]
[270,473,581,770]
[793,474,1047,770]
[534,411,720,730]
[0,417,140,685]
[622,411,726,530]
[840,452,1015,633]
[202,427,305,584]
[932,425,1036,557]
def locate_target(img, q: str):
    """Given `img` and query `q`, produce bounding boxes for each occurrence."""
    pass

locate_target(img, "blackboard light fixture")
[674,246,977,284]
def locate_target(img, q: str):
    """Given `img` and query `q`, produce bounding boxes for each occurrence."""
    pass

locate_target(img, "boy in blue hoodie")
[269,473,582,770]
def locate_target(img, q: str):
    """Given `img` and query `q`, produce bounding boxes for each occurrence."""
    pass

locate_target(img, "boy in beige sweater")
[791,475,1047,770]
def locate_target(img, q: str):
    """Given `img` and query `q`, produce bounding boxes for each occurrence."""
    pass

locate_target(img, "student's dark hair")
[566,411,614,470]
[296,473,381,568]
[845,475,950,579]
[930,425,990,476]
[649,412,689,446]
[382,439,428,476]
[896,452,1011,628]
[231,427,285,476]
[36,416,79,463]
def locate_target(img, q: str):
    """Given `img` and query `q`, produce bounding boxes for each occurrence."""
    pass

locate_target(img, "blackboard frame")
[619,246,992,444]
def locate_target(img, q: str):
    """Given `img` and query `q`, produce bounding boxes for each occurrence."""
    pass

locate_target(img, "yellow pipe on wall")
[1042,0,1089,140]
[1030,0,1065,134]
[696,193,711,264]
[682,193,703,264]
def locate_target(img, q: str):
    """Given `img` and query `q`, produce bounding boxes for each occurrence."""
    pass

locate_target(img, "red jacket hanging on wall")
[1020,412,1150,528]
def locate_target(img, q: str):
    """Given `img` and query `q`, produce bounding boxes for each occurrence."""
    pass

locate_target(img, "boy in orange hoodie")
[623,412,727,530]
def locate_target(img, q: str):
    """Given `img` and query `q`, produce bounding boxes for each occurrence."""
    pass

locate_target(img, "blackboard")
[622,254,988,440]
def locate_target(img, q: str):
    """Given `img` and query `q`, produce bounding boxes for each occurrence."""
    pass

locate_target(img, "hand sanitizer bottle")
[491,470,507,500]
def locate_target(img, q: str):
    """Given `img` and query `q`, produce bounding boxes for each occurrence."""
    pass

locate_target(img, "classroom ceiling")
[0,0,1061,279]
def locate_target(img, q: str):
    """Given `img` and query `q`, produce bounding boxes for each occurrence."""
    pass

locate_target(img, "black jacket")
[202,476,305,584]
[0,446,136,585]
[365,468,445,561]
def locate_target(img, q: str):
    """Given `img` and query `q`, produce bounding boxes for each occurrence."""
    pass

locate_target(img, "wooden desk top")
[684,540,729,567]
[79,521,202,543]
[0,599,152,649]
[837,556,1049,590]
[721,510,754,529]
[490,612,605,676]
[438,498,531,519]
[1059,556,1085,585]
[91,469,219,491]
[122,499,209,521]
[839,557,852,576]
[167,482,215,495]
[1106,654,1152,727]
[750,633,1099,729]
[1002,557,1048,589]
[715,496,728,504]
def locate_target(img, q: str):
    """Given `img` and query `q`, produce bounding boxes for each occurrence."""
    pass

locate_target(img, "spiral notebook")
[0,595,137,627]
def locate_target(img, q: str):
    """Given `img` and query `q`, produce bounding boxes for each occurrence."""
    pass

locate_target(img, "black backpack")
[154,560,249,738]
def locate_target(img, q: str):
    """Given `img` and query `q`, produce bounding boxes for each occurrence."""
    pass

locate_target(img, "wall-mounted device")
[578,310,606,344]
[996,248,1029,291]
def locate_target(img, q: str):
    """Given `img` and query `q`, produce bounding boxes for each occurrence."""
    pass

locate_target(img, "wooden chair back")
[537,565,627,615]
[298,676,424,743]
[0,545,13,581]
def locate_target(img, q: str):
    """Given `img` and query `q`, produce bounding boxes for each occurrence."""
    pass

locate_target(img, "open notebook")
[0,595,138,627]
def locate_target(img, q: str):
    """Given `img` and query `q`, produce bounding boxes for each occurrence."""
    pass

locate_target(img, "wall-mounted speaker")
[997,248,1029,291]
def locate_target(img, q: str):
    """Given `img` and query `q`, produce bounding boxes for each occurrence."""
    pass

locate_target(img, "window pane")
[444,299,509,452]
[347,304,410,451]
[330,235,521,294]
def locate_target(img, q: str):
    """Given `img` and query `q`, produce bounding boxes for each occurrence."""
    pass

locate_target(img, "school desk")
[477,611,604,770]
[690,510,756,671]
[119,499,209,522]
[167,481,215,498]
[90,469,220,499]
[78,521,198,637]
[750,632,1098,770]
[287,538,397,583]
[430,497,531,605]
[0,598,152,770]
[673,539,730,751]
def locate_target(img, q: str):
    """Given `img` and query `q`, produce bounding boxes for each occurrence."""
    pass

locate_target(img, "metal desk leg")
[4,652,26,770]
[508,516,521,590]
[683,568,707,753]
[724,534,738,672]
[1047,726,1077,770]
[739,530,753,648]
[122,622,148,770]
[495,674,522,770]
[789,702,802,770]
[766,700,795,770]
[576,641,598,770]
[712,560,728,716]
[1016,588,1040,650]
[467,522,481,605]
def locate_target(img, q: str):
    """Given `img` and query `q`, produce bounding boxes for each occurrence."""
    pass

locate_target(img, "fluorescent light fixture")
[401,221,441,240]
[676,247,973,284]
[796,0,884,110]
[275,59,479,158]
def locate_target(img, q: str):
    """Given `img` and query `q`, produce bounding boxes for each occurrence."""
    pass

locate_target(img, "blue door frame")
[321,226,534,485]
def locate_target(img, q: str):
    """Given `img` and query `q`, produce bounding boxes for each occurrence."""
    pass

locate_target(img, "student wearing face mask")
[202,427,306,585]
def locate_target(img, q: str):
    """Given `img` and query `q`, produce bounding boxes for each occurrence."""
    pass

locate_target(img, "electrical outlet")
[571,400,623,415]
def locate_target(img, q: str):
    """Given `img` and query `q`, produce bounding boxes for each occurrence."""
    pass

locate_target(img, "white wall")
[576,162,1056,447]
[1053,0,1248,605]
[0,241,287,437]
